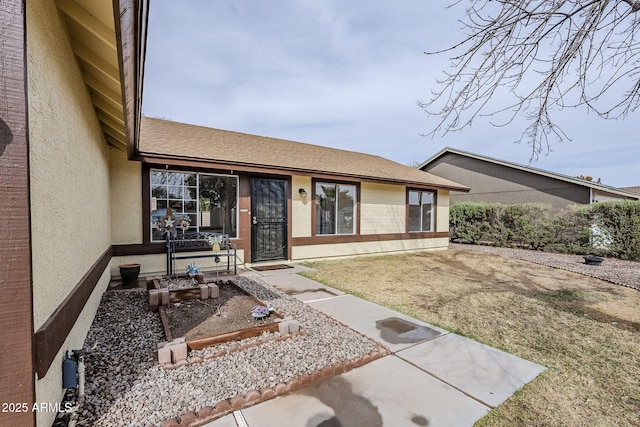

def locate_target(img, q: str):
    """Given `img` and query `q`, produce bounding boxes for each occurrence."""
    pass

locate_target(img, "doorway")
[250,178,288,262]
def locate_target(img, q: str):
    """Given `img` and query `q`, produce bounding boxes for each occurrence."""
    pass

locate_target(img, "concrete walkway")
[205,265,545,427]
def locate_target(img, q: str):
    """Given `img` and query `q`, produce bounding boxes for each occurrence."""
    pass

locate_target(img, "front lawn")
[302,249,640,426]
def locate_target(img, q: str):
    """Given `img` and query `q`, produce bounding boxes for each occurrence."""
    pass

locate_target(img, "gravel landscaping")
[57,276,383,426]
[450,243,640,290]
[55,246,638,425]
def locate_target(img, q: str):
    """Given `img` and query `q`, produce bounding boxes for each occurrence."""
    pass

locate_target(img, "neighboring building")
[418,147,640,208]
[1,1,145,426]
[622,186,640,195]
[1,2,467,425]
[110,117,469,275]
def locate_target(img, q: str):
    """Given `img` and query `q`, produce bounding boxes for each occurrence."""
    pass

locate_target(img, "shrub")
[589,201,640,260]
[449,201,640,260]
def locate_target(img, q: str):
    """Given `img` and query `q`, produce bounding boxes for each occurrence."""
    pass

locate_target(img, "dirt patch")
[163,282,277,341]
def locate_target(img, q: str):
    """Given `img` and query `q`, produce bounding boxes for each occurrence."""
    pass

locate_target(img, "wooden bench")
[166,232,237,276]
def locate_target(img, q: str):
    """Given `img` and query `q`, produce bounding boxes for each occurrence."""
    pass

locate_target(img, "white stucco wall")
[360,183,406,234]
[27,1,112,425]
[110,148,143,244]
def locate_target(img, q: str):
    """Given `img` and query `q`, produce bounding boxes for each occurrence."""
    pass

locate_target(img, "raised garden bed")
[147,277,283,350]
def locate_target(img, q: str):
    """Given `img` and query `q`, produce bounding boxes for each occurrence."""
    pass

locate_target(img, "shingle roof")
[419,147,640,199]
[139,117,469,191]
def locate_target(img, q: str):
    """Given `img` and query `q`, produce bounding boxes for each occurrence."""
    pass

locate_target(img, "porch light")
[298,188,307,198]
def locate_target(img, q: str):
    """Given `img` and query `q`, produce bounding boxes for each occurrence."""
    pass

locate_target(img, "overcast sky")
[142,0,638,188]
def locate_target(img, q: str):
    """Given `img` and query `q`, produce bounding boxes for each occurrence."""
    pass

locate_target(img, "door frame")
[250,176,290,263]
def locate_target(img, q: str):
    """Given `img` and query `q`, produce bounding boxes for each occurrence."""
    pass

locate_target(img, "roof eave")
[137,151,471,192]
[113,0,148,159]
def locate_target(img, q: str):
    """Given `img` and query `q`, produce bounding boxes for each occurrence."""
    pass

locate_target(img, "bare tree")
[420,0,640,159]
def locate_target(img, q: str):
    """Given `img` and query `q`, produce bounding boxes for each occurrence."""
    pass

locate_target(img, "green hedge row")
[449,201,640,260]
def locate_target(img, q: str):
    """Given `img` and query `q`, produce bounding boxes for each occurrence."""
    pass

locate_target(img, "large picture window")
[151,170,238,241]
[408,190,434,232]
[315,182,357,235]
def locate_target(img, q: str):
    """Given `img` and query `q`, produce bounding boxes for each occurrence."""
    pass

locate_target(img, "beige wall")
[111,249,247,278]
[110,148,143,244]
[436,190,450,232]
[292,237,450,260]
[27,1,113,424]
[292,175,312,237]
[360,183,406,234]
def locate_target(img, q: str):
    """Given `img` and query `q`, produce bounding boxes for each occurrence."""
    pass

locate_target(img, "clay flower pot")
[119,263,141,283]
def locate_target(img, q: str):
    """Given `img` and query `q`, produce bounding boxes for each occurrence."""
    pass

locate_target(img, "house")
[1,1,145,425]
[1,2,466,426]
[418,147,640,208]
[110,117,469,276]
[622,186,640,195]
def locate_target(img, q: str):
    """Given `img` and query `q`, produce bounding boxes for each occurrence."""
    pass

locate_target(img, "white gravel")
[451,243,640,290]
[61,276,381,426]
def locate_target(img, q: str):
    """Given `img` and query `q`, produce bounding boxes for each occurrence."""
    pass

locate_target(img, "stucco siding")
[27,1,112,424]
[360,183,406,234]
[292,237,450,260]
[111,249,247,278]
[425,154,590,208]
[436,190,450,232]
[110,148,143,244]
[292,175,312,238]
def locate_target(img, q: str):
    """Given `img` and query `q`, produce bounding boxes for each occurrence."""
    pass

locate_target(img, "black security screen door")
[251,178,288,262]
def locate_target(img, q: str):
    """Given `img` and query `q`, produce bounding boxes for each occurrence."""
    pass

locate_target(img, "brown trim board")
[0,2,36,426]
[34,247,112,379]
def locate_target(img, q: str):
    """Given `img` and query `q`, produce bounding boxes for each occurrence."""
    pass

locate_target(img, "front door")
[251,178,288,262]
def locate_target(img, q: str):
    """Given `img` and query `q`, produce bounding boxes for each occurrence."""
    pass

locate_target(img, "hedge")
[450,201,640,260]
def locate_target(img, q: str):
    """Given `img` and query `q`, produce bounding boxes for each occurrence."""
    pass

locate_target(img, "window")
[408,190,434,232]
[315,182,357,235]
[151,170,238,240]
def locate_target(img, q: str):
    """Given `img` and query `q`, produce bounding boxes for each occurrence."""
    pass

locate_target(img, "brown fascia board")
[136,151,470,192]
[113,0,149,160]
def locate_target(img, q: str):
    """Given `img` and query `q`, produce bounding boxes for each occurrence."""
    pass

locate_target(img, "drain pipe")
[77,354,85,396]
[72,350,86,397]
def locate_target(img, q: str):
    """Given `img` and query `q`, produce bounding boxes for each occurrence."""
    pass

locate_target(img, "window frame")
[407,189,435,233]
[150,169,239,241]
[313,180,359,236]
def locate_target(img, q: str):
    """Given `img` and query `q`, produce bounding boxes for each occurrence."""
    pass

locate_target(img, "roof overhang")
[55,0,147,155]
[137,118,471,192]
[137,150,471,191]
